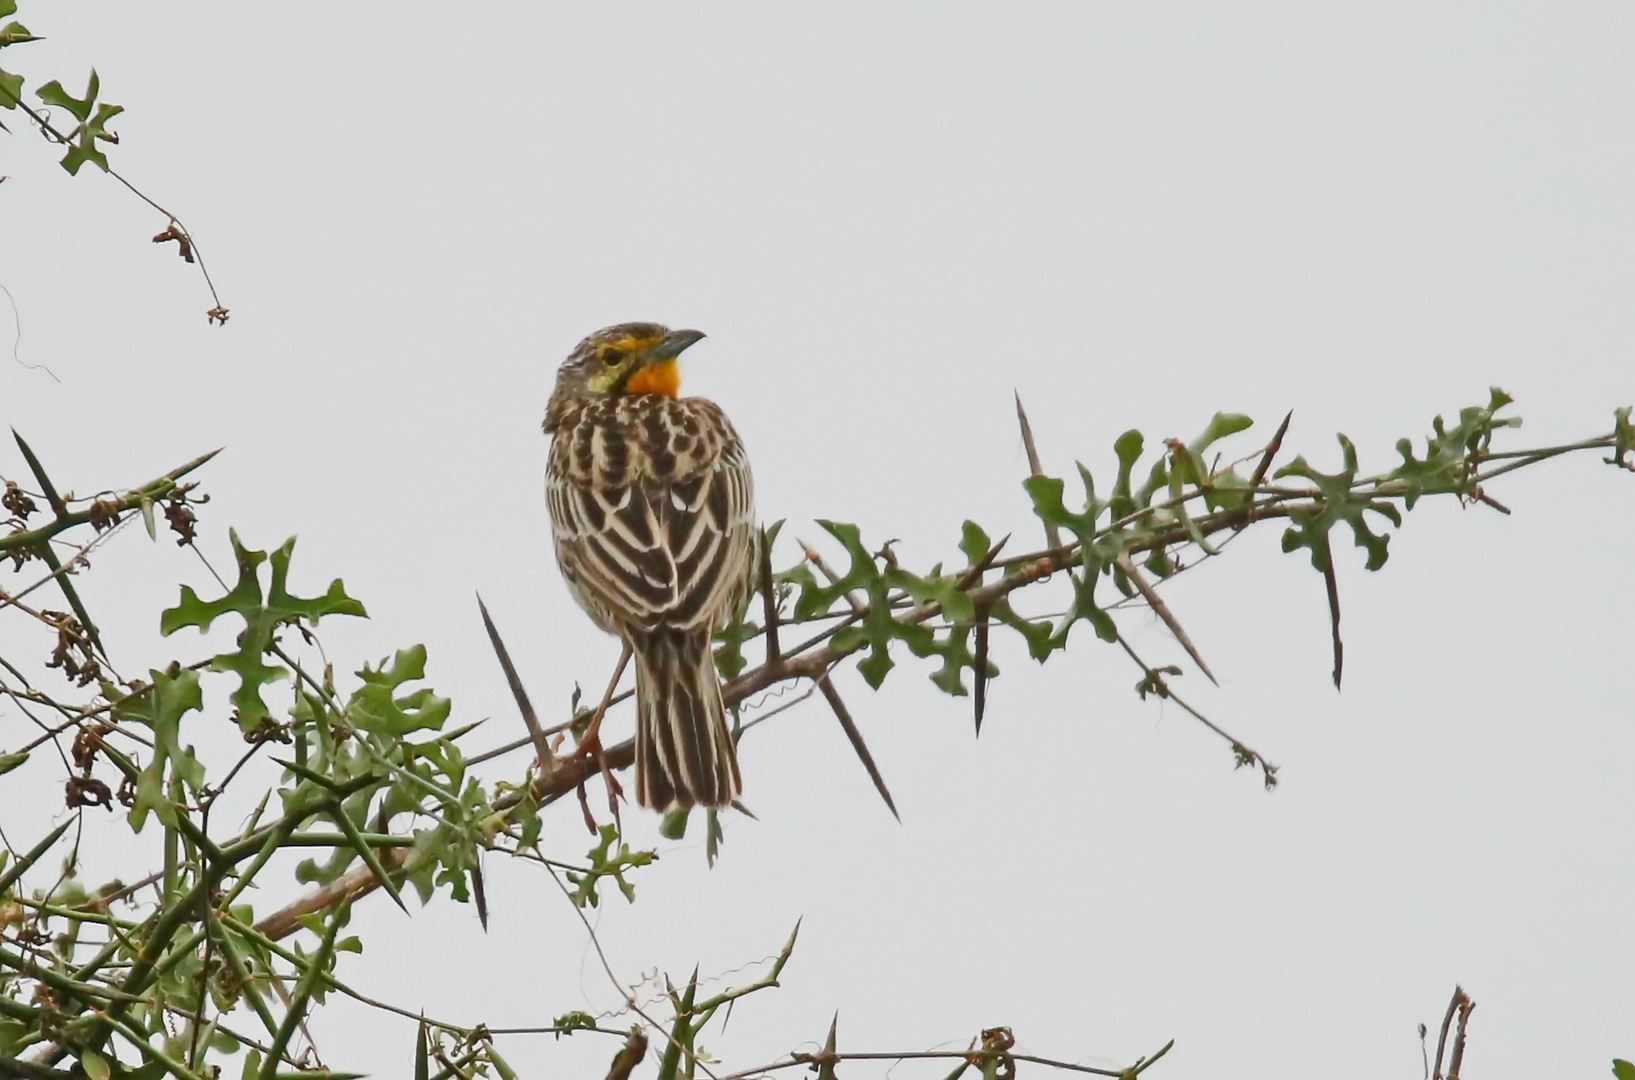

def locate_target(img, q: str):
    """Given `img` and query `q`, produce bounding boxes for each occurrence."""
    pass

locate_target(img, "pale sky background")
[2,3,1634,1078]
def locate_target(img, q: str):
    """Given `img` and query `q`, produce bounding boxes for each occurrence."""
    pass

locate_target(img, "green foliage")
[0,2,127,173]
[0,388,1628,1079]
[161,531,366,733]
[554,1011,599,1034]
[1610,406,1634,469]
[566,824,656,907]
[1277,436,1402,574]
[116,667,205,831]
[777,519,985,692]
[35,69,123,173]
[1387,387,1520,507]
[347,646,451,737]
[0,0,33,116]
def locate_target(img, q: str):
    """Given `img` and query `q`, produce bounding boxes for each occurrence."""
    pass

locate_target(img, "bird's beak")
[651,328,706,361]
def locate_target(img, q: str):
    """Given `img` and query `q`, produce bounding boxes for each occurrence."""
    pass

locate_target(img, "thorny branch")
[1,397,1627,1078]
[250,402,1629,931]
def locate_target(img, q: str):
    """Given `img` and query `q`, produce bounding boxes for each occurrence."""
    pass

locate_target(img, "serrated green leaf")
[1612,1059,1635,1080]
[0,2,18,23]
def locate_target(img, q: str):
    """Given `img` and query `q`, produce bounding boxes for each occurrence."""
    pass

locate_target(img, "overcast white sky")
[3,3,1634,1077]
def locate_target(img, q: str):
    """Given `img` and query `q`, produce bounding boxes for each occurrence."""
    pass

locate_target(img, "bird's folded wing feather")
[549,443,755,632]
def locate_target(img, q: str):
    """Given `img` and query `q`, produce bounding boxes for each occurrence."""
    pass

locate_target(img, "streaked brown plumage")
[543,323,755,811]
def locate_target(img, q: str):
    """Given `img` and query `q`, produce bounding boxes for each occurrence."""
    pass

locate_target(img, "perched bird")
[543,323,756,811]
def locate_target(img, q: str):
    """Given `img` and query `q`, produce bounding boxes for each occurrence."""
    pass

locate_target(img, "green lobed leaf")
[1023,464,1126,646]
[802,521,916,689]
[1108,428,1146,521]
[161,532,365,733]
[555,1011,598,1033]
[36,69,95,121]
[565,823,655,908]
[116,668,204,831]
[35,70,124,175]
[1276,435,1402,574]
[1187,411,1255,457]
[347,647,450,736]
[958,520,991,567]
[1023,473,1099,546]
[1388,387,1521,508]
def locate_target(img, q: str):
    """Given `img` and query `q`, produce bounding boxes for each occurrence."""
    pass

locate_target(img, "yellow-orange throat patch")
[626,358,680,397]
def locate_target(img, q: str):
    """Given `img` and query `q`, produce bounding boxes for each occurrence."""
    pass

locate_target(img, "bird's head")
[543,322,705,432]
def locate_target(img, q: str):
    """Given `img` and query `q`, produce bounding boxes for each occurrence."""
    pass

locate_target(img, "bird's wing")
[549,477,679,629]
[548,441,755,633]
[657,438,756,629]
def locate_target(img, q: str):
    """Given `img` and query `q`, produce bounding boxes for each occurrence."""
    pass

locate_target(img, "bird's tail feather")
[631,627,741,811]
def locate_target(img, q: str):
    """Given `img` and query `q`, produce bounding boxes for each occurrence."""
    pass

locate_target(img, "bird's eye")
[601,349,626,366]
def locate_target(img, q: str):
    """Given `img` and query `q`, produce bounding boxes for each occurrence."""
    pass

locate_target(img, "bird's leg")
[576,641,632,821]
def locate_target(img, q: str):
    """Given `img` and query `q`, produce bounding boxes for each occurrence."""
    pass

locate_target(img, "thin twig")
[717,1040,1173,1080]
[465,689,634,766]
[0,81,227,319]
[1446,991,1475,1080]
[537,859,721,1080]
[577,643,633,828]
[1115,633,1277,788]
[1432,985,1462,1080]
